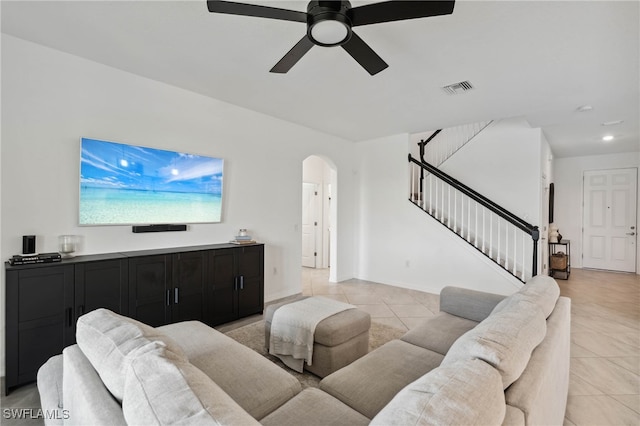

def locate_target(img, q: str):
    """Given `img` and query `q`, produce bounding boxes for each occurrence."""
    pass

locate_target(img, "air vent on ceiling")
[442,81,474,95]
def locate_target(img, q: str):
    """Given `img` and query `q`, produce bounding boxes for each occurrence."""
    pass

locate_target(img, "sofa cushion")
[492,275,560,319]
[123,347,260,426]
[320,340,444,419]
[76,308,185,402]
[442,300,546,389]
[260,388,369,426]
[439,286,506,322]
[159,321,301,420]
[370,359,506,426]
[400,311,479,355]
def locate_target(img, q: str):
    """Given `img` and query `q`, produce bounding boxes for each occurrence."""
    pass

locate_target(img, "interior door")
[302,182,318,268]
[583,168,637,272]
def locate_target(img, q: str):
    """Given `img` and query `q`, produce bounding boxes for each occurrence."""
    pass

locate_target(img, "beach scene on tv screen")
[80,138,223,225]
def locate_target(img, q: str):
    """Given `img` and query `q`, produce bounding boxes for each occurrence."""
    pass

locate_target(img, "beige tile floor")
[302,267,640,426]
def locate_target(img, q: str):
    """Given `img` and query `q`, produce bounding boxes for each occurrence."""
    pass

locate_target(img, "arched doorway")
[302,155,337,279]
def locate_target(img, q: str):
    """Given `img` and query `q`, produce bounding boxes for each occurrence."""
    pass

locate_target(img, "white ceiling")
[2,0,638,157]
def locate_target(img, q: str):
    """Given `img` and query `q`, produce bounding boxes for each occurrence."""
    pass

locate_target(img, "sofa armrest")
[62,345,126,426]
[37,355,64,426]
[439,286,506,322]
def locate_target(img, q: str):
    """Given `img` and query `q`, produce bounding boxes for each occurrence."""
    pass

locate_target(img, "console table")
[5,243,264,394]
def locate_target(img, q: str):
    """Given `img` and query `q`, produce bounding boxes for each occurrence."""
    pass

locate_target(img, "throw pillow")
[442,300,546,388]
[370,359,505,425]
[492,275,560,319]
[76,308,185,402]
[123,347,260,425]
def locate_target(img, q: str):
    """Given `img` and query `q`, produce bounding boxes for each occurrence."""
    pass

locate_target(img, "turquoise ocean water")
[80,187,222,225]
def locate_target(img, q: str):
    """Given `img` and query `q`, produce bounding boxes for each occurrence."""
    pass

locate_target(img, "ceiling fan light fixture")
[310,19,350,46]
[207,0,455,74]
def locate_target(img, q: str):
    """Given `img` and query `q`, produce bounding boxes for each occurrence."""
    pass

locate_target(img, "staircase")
[409,123,539,283]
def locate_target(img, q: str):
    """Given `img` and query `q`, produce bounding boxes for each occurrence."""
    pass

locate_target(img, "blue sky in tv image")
[80,138,223,193]
[79,138,223,225]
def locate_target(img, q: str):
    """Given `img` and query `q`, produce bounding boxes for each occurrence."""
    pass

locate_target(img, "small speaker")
[22,235,36,254]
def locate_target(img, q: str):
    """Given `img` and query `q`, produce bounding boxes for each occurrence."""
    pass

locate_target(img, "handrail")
[418,129,441,148]
[409,154,539,277]
[409,155,535,233]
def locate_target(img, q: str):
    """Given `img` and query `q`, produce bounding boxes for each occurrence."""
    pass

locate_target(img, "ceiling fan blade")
[349,1,455,27]
[341,32,388,75]
[207,0,306,22]
[270,36,315,73]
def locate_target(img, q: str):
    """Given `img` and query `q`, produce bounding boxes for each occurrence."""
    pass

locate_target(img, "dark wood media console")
[4,243,264,394]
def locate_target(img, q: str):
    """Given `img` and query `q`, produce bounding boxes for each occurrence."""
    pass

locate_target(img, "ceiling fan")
[207,1,455,75]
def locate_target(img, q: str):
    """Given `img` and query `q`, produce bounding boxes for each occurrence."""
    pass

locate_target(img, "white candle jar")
[58,235,77,258]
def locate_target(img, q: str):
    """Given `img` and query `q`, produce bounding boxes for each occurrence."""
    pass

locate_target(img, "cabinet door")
[5,265,74,392]
[171,251,206,323]
[237,245,264,317]
[75,259,129,321]
[208,249,238,325]
[129,255,171,327]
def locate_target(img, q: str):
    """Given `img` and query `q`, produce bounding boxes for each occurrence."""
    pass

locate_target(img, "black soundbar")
[132,224,188,233]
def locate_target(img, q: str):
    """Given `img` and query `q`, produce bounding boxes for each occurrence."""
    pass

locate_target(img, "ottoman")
[265,297,371,378]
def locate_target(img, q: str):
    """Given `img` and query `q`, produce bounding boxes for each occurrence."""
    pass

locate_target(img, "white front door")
[583,168,637,272]
[302,183,318,268]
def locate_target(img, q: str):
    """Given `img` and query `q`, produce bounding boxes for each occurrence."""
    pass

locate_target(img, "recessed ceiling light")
[602,120,624,126]
[602,135,614,142]
[577,105,593,112]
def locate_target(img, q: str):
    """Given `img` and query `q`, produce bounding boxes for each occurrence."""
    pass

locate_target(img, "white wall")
[553,152,640,272]
[0,35,359,375]
[356,133,521,296]
[439,117,544,225]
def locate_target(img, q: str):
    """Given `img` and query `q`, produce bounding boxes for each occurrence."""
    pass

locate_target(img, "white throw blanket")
[269,297,356,373]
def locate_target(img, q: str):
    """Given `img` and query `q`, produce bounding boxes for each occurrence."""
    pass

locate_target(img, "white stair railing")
[409,156,539,282]
[419,121,492,167]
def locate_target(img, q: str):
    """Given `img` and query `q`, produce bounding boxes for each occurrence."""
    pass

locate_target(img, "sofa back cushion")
[370,359,505,425]
[492,275,560,319]
[442,300,546,389]
[76,308,185,402]
[124,348,260,426]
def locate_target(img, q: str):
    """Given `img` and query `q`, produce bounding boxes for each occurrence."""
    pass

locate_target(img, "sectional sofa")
[38,275,570,425]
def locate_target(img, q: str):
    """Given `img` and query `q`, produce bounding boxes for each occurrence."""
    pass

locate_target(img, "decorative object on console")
[22,235,36,255]
[58,235,78,258]
[231,229,256,244]
[548,224,560,243]
[9,252,62,266]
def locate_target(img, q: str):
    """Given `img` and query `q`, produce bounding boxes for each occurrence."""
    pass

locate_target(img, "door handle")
[626,232,636,236]
[67,307,74,327]
[174,288,179,304]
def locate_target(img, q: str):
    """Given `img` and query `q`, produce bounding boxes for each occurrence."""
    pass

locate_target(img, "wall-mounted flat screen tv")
[80,138,224,225]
